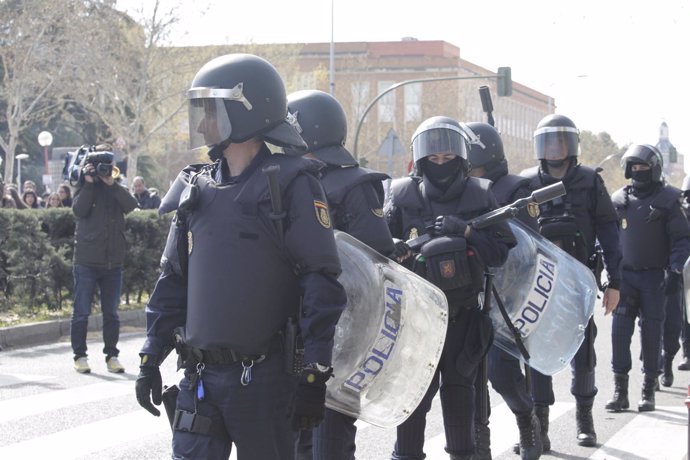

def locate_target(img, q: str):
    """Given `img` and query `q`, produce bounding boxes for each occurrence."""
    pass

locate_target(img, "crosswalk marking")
[0,379,132,423]
[424,401,574,458]
[0,410,169,459]
[0,373,55,388]
[589,406,688,460]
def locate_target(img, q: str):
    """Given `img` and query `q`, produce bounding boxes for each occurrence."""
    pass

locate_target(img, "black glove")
[291,366,331,431]
[664,271,682,295]
[434,215,468,236]
[391,238,412,260]
[136,361,162,417]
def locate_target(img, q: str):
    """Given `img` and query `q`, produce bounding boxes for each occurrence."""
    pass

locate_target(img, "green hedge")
[0,209,172,313]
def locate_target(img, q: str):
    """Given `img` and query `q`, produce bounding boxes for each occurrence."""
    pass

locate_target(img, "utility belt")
[173,327,266,370]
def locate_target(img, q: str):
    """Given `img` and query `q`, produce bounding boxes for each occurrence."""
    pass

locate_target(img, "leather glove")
[136,360,162,417]
[391,238,412,260]
[664,270,682,295]
[291,365,332,431]
[434,215,468,236]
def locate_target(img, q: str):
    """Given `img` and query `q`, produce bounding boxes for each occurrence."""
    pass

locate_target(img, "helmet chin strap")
[207,138,233,162]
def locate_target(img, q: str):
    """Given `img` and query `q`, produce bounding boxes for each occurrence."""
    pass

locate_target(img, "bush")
[0,208,172,315]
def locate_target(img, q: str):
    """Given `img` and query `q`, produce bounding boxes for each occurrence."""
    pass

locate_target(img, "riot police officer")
[466,122,542,460]
[678,176,690,372]
[134,54,347,460]
[286,89,396,460]
[520,114,621,448]
[385,116,516,460]
[607,144,690,412]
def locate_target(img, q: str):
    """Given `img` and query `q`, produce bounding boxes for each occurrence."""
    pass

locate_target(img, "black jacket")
[72,181,138,269]
[134,189,162,210]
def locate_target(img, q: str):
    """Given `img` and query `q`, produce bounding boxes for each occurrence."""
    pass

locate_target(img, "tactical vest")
[491,173,530,206]
[182,155,315,354]
[612,185,680,270]
[523,165,602,263]
[320,166,388,230]
[389,176,492,302]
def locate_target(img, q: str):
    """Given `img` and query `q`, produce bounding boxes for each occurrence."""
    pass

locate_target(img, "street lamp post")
[37,131,53,191]
[15,153,29,194]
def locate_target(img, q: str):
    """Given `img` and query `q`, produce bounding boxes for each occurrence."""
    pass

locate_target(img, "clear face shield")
[412,124,467,164]
[187,86,253,151]
[533,127,579,160]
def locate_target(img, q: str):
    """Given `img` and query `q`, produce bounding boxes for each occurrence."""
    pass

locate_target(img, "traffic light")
[497,67,512,97]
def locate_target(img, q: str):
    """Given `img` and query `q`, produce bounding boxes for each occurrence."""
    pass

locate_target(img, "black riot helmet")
[284,90,357,166]
[620,143,663,182]
[411,116,468,167]
[187,53,306,153]
[533,114,580,161]
[466,122,505,169]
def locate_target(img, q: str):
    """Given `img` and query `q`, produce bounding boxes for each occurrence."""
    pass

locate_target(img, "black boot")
[605,373,629,412]
[534,405,550,453]
[661,353,674,387]
[638,376,656,412]
[515,411,543,460]
[474,421,492,460]
[575,403,597,447]
[678,345,690,370]
[449,455,474,460]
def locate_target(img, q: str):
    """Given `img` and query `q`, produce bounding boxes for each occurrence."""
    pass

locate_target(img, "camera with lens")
[67,145,116,186]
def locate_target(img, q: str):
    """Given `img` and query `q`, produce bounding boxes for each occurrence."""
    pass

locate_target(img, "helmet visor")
[534,127,579,160]
[412,126,467,163]
[188,95,233,151]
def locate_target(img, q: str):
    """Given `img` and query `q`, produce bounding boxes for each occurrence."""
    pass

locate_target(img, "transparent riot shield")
[329,231,448,428]
[683,257,690,320]
[489,220,598,376]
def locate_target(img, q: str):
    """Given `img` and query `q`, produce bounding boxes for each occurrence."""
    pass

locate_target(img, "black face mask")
[545,159,568,169]
[631,169,654,189]
[423,157,462,190]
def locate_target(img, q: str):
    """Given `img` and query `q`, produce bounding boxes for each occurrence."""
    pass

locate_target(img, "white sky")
[117,0,689,169]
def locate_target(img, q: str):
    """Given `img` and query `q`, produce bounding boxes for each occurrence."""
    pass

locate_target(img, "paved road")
[0,304,688,459]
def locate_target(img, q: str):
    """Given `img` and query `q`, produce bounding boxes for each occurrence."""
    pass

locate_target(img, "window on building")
[351,81,370,120]
[378,81,395,123]
[404,83,422,123]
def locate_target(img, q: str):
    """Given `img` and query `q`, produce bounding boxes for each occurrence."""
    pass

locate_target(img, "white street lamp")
[15,153,29,194]
[37,131,53,190]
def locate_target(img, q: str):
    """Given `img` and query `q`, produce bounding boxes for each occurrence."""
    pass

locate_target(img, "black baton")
[262,163,286,237]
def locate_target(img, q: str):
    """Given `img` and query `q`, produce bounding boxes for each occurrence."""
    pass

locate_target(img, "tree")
[0,0,101,184]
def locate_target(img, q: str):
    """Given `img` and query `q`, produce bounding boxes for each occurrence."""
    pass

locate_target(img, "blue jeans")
[70,264,123,360]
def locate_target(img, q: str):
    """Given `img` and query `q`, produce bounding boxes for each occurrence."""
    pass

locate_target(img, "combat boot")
[679,355,690,371]
[605,373,629,412]
[661,353,674,387]
[638,376,656,412]
[515,411,543,460]
[534,405,550,453]
[575,403,597,447]
[474,421,492,460]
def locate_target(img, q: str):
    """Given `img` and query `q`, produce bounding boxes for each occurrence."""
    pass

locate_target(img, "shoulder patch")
[314,200,332,228]
[371,207,384,218]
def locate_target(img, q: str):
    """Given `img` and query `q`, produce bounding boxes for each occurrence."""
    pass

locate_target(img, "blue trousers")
[392,310,481,459]
[612,269,665,376]
[662,284,683,358]
[70,264,122,359]
[172,351,298,460]
[531,319,598,407]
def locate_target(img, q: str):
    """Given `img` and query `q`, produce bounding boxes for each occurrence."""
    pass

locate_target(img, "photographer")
[70,144,137,374]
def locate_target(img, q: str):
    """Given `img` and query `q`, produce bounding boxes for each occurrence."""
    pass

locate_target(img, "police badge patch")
[371,208,384,218]
[621,218,627,229]
[408,227,418,240]
[314,200,331,228]
[527,202,540,218]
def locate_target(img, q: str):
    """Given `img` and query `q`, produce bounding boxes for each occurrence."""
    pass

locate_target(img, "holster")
[283,316,304,376]
[455,308,494,378]
[161,384,180,429]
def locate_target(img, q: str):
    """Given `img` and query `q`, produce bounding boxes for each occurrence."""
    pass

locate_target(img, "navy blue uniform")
[486,171,539,416]
[611,184,690,378]
[301,165,395,460]
[521,164,621,408]
[386,174,515,459]
[141,146,347,460]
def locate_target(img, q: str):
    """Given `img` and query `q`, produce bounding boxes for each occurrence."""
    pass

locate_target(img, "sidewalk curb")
[0,309,146,350]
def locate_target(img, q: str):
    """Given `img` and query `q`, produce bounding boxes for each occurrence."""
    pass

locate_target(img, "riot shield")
[489,220,598,375]
[683,257,690,320]
[329,231,448,428]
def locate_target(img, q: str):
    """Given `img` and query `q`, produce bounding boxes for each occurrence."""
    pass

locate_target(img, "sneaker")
[106,357,125,373]
[74,357,91,374]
